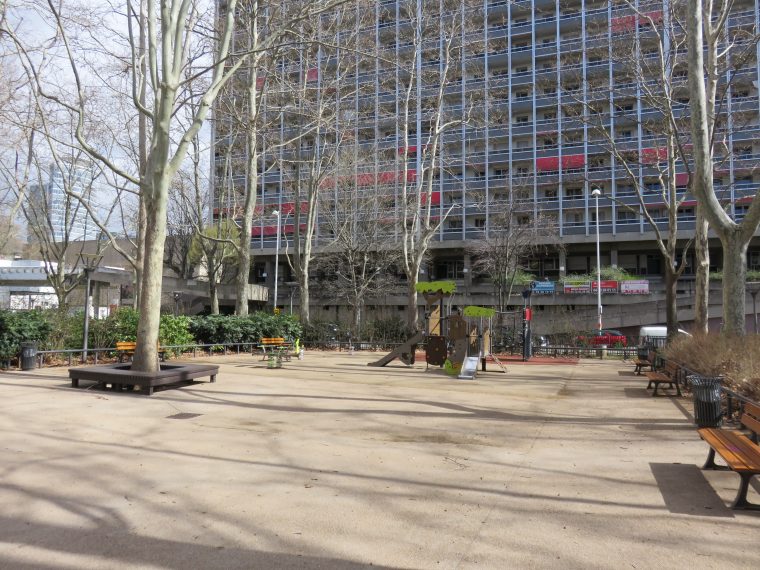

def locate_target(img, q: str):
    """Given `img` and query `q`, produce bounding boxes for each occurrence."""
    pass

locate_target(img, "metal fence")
[29,342,264,369]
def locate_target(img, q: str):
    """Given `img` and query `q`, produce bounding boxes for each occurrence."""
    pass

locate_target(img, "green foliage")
[159,315,194,355]
[512,269,537,286]
[368,316,408,342]
[189,219,240,269]
[561,266,638,283]
[415,280,457,294]
[0,310,52,360]
[188,312,302,345]
[710,270,760,281]
[463,306,496,318]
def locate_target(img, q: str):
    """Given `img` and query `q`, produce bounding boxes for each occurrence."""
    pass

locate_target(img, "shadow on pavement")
[650,462,734,518]
[0,515,401,570]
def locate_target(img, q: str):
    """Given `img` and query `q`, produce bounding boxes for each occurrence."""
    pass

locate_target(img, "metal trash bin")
[689,375,723,428]
[19,342,37,371]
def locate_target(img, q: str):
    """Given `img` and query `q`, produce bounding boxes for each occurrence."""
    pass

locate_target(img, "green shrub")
[561,266,638,283]
[368,316,409,343]
[159,314,194,355]
[188,312,302,345]
[0,310,52,361]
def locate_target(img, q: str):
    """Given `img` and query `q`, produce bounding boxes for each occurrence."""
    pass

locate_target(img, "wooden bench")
[116,341,166,363]
[258,337,292,361]
[633,349,654,375]
[645,359,682,396]
[698,402,760,510]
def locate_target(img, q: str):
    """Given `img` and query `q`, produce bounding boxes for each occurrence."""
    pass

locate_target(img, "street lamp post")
[272,210,281,311]
[591,187,603,332]
[78,253,103,363]
[748,282,760,333]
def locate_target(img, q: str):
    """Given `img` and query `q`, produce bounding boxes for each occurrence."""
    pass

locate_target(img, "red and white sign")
[620,280,650,295]
[591,280,619,294]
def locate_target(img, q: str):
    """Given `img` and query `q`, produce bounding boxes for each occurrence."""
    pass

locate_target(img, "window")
[544,112,556,120]
[618,130,633,140]
[750,251,760,270]
[448,219,463,230]
[617,185,636,196]
[437,260,464,279]
[517,215,530,225]
[617,209,637,222]
[644,182,662,194]
[514,115,530,124]
[565,187,583,199]
[474,218,486,228]
[514,90,530,100]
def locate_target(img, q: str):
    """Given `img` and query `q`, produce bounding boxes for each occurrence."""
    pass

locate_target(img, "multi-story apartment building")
[213,0,760,330]
[28,159,101,244]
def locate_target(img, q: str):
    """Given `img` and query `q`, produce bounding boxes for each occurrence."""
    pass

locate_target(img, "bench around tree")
[698,402,760,510]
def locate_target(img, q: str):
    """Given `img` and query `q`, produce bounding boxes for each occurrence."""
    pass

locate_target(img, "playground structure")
[367,281,507,378]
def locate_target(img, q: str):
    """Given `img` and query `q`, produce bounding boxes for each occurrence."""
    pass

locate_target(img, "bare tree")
[688,0,760,335]
[4,1,348,370]
[316,168,401,335]
[468,187,560,313]
[394,0,480,331]
[213,0,353,316]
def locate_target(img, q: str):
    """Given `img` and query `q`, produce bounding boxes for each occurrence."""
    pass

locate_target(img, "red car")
[578,330,628,347]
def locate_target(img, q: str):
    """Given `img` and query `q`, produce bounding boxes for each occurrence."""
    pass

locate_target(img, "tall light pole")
[272,209,281,312]
[78,253,102,363]
[591,187,603,333]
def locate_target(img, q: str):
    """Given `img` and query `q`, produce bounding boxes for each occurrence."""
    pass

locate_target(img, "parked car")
[577,329,628,347]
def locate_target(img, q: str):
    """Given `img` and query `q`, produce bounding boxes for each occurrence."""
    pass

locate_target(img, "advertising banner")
[563,280,591,294]
[531,280,555,294]
[620,280,650,295]
[592,280,619,294]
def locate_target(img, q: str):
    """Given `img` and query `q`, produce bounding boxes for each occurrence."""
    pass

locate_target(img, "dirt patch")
[382,432,496,446]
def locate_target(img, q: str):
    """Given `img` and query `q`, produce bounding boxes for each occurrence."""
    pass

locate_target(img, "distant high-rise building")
[28,159,101,243]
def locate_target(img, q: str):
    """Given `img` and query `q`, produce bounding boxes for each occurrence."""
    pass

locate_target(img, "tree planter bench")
[69,363,218,396]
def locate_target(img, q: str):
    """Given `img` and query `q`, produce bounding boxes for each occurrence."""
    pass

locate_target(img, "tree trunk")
[664,266,679,339]
[406,278,419,332]
[132,183,169,372]
[352,302,362,339]
[694,206,710,334]
[299,271,310,323]
[721,231,748,336]
[235,242,251,316]
[209,279,219,315]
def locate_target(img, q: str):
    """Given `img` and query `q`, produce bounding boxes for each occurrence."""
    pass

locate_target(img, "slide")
[367,332,426,367]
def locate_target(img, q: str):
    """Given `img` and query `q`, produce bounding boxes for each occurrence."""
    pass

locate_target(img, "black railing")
[30,342,264,369]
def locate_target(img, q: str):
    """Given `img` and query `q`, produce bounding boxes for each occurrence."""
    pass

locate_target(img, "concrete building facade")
[213,0,760,332]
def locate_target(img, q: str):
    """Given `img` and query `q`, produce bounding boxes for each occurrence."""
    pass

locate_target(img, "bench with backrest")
[633,349,655,375]
[644,359,682,396]
[258,337,292,361]
[698,402,760,510]
[116,341,166,363]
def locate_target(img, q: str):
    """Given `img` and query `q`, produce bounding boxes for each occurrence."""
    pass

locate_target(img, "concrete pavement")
[0,352,757,569]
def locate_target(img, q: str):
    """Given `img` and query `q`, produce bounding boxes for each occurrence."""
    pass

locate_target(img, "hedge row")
[0,308,302,359]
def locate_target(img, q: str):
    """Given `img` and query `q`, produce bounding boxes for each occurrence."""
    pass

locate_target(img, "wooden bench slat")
[698,428,760,473]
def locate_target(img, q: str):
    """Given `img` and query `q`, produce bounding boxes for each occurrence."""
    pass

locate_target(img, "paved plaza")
[0,352,758,569]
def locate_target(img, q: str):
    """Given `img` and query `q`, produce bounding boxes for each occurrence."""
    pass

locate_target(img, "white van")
[638,326,691,346]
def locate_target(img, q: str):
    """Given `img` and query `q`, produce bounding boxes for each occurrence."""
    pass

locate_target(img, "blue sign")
[531,280,555,294]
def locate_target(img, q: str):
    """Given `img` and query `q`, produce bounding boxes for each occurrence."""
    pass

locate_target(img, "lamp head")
[591,188,602,198]
[272,209,280,217]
